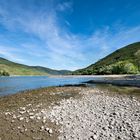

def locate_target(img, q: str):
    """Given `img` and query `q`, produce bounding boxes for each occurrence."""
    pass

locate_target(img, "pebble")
[48,129,53,134]
[11,120,15,123]
[42,119,46,123]
[30,116,35,119]
[19,111,26,114]
[45,127,49,131]
[37,116,41,120]
[41,126,44,130]
[29,112,34,116]
[13,115,17,119]
[43,88,140,140]
[20,107,26,111]
[19,117,24,121]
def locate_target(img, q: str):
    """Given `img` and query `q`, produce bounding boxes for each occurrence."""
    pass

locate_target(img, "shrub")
[0,70,10,76]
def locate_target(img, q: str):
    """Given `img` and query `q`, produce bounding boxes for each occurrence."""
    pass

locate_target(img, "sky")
[0,0,140,70]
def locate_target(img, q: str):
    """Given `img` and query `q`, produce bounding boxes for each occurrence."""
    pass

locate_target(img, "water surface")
[0,76,98,96]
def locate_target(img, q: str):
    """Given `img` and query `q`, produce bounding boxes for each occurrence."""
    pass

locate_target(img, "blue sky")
[0,0,140,70]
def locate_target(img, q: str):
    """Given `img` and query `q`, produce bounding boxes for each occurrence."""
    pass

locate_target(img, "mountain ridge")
[0,57,71,76]
[73,42,140,75]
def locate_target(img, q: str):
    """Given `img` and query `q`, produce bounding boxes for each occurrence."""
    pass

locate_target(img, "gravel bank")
[44,88,140,140]
[0,87,82,140]
[0,86,140,140]
[84,75,140,87]
[85,79,140,87]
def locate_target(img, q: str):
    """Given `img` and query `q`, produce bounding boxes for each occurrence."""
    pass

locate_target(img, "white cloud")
[56,1,73,12]
[0,0,140,70]
[0,45,25,63]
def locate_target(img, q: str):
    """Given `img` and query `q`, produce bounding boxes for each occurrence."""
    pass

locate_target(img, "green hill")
[73,42,140,75]
[0,57,71,76]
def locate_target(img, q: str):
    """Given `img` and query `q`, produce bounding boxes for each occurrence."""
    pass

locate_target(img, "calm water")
[0,76,99,96]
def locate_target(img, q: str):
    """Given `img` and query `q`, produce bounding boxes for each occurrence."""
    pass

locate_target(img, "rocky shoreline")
[47,89,140,140]
[0,86,140,140]
[84,75,140,87]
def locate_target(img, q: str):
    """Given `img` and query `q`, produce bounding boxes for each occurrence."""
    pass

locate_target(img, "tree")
[0,70,10,76]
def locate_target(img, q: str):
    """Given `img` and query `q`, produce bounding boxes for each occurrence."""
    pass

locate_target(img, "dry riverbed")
[0,85,140,140]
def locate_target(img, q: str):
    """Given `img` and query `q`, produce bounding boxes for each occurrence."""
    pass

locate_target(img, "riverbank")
[0,85,140,140]
[84,75,140,87]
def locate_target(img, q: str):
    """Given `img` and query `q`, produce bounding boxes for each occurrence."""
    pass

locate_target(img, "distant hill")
[0,57,71,76]
[73,42,140,75]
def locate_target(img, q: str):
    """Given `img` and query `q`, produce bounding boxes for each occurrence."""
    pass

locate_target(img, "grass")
[0,57,71,76]
[73,42,140,75]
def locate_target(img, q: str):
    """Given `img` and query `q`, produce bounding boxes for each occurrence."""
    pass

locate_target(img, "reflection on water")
[0,76,98,96]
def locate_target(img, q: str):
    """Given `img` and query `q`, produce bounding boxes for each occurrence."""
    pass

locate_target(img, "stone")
[29,112,34,116]
[11,120,15,123]
[42,119,46,123]
[30,116,35,119]
[25,118,29,123]
[37,116,41,120]
[45,127,49,131]
[17,126,21,129]
[20,107,26,111]
[5,112,10,115]
[19,111,26,114]
[19,117,24,121]
[41,126,44,130]
[48,129,53,134]
[13,114,17,119]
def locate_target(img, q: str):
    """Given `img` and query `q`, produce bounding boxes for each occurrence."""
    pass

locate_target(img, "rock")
[19,117,24,121]
[48,129,53,134]
[33,137,42,140]
[93,135,98,139]
[11,120,15,123]
[29,112,34,116]
[20,129,24,133]
[5,112,10,115]
[37,116,41,120]
[19,111,26,114]
[20,107,26,111]
[27,104,32,106]
[17,126,21,129]
[29,116,35,119]
[90,135,98,140]
[45,127,49,131]
[41,126,44,130]
[25,118,29,123]
[31,129,35,133]
[13,114,17,119]
[42,119,46,123]
[34,88,140,140]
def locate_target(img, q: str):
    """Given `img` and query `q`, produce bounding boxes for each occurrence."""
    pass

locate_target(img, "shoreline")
[0,86,83,140]
[85,79,140,87]
[3,74,140,78]
[1,74,140,97]
[0,85,140,139]
[84,75,140,88]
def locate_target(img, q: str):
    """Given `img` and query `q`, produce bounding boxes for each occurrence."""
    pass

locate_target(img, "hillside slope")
[0,58,71,76]
[73,42,140,75]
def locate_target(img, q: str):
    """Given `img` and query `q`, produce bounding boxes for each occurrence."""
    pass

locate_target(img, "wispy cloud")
[0,0,140,70]
[0,45,25,62]
[57,1,73,12]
